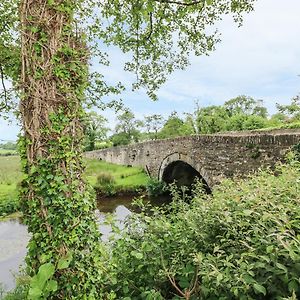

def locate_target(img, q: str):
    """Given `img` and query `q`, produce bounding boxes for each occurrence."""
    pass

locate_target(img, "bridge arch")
[158,152,212,193]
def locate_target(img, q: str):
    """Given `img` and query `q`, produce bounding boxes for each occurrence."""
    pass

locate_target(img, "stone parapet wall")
[85,129,300,188]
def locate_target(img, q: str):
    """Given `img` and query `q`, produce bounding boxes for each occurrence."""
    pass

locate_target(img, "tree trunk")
[19,0,106,298]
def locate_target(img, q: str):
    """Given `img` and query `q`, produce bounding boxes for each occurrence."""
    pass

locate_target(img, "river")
[0,195,170,292]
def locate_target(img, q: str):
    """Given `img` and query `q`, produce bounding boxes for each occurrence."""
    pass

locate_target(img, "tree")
[224,95,267,118]
[114,109,142,144]
[143,114,164,139]
[224,96,268,131]
[196,105,229,134]
[0,141,17,150]
[0,0,256,297]
[83,112,108,151]
[159,111,186,139]
[277,95,300,121]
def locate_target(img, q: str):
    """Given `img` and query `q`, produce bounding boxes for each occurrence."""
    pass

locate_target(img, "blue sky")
[1,0,300,141]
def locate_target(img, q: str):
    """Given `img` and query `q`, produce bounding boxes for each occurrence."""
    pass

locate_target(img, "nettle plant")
[1,0,257,298]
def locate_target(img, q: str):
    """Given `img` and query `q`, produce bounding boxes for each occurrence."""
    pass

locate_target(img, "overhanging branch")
[153,0,202,6]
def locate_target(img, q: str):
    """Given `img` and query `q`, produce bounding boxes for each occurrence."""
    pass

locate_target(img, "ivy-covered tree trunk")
[19,0,106,298]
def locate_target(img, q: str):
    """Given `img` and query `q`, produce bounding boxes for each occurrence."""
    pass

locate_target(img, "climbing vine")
[0,0,258,297]
[18,0,111,298]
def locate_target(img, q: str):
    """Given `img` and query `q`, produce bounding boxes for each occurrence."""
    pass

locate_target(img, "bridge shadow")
[162,160,211,194]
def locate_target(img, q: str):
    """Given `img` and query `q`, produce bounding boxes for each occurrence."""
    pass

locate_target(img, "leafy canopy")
[0,0,257,112]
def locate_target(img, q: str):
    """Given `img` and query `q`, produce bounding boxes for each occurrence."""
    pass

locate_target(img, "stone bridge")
[85,129,300,190]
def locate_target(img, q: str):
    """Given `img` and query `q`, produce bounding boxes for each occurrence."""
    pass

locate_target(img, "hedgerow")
[108,158,300,299]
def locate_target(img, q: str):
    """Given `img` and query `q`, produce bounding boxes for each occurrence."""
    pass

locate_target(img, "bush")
[94,172,116,196]
[146,178,166,197]
[96,172,115,187]
[0,197,19,217]
[108,160,300,299]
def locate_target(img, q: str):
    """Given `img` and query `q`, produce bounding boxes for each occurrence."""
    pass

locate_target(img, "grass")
[0,156,22,216]
[84,159,148,187]
[0,149,18,156]
[0,156,22,185]
[0,156,149,216]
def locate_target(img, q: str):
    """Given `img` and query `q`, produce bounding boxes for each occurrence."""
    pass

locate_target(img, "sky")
[1,0,300,142]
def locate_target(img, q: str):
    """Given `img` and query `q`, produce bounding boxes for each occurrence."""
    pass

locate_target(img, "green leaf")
[45,280,58,293]
[206,0,213,5]
[30,262,55,292]
[57,252,73,270]
[28,286,43,300]
[131,250,143,259]
[253,283,266,295]
[243,274,255,284]
[275,262,288,273]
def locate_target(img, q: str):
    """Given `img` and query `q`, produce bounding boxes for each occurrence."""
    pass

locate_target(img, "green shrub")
[96,172,115,187]
[0,196,19,217]
[292,142,300,161]
[0,273,29,300]
[94,172,116,196]
[146,178,166,197]
[108,160,300,299]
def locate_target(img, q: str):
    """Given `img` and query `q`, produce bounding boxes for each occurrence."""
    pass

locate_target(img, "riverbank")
[0,156,149,217]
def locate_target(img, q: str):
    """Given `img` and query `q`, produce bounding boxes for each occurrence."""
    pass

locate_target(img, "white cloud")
[152,0,300,114]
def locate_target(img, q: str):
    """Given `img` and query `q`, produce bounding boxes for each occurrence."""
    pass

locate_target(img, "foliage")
[196,105,228,134]
[110,132,132,147]
[108,159,300,299]
[0,194,19,217]
[146,178,166,198]
[95,173,116,195]
[0,142,17,150]
[113,109,143,145]
[96,172,116,187]
[277,95,300,121]
[292,142,300,161]
[0,0,20,116]
[143,114,164,140]
[158,112,186,139]
[0,275,29,300]
[97,0,256,99]
[1,0,257,297]
[83,111,109,151]
[224,95,267,118]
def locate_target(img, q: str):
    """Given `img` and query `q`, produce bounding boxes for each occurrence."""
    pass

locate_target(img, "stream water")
[0,195,170,292]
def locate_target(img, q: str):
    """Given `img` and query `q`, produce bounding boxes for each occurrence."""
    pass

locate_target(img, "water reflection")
[0,195,171,292]
[0,219,30,291]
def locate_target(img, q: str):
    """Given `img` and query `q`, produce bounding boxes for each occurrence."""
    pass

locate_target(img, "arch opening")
[161,160,211,194]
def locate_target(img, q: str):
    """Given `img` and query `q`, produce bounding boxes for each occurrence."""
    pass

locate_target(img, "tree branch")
[153,0,203,6]
[0,64,7,100]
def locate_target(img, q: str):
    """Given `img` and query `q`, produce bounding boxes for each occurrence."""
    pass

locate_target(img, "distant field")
[0,156,22,186]
[0,149,18,156]
[0,156,148,214]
